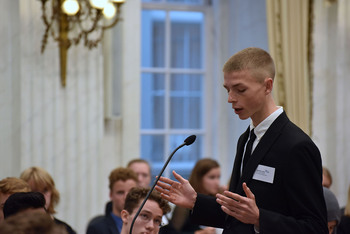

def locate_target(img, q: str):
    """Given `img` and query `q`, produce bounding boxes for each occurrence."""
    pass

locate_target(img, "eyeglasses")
[137,212,163,228]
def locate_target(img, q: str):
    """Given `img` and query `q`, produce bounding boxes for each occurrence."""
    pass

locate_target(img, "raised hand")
[155,170,197,209]
[216,182,259,226]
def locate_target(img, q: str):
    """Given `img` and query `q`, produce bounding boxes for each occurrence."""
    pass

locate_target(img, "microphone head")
[184,135,196,146]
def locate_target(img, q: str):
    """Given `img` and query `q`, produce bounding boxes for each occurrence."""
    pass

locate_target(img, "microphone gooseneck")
[129,135,196,234]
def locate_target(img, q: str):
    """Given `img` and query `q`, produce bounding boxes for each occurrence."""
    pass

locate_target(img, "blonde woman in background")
[20,166,76,234]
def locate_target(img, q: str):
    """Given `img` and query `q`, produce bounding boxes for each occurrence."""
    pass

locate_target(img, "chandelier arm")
[102,16,122,30]
[80,10,103,34]
[40,0,57,53]
[102,3,124,30]
[40,0,51,27]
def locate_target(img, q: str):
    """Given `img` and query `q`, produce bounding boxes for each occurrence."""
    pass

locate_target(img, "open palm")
[155,170,197,209]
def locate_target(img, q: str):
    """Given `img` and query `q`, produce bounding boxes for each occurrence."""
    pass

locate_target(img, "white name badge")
[253,164,275,184]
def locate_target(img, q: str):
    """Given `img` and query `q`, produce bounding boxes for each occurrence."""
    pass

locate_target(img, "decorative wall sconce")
[39,0,125,87]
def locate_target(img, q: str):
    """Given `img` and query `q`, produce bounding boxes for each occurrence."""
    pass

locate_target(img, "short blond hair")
[20,167,60,214]
[222,47,275,82]
[0,177,31,194]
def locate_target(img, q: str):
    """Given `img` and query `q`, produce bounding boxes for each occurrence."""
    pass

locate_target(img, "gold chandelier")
[39,0,126,87]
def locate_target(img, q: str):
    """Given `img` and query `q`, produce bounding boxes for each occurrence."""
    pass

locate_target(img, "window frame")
[140,0,215,179]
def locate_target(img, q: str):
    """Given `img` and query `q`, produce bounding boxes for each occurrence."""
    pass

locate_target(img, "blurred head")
[121,187,171,234]
[0,210,67,234]
[20,166,60,214]
[322,167,333,188]
[127,159,151,188]
[3,192,46,219]
[323,187,341,234]
[109,167,138,216]
[189,158,221,196]
[0,177,31,223]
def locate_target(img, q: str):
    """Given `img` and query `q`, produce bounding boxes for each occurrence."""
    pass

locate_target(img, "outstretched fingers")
[242,182,255,201]
[157,175,175,185]
[172,170,187,184]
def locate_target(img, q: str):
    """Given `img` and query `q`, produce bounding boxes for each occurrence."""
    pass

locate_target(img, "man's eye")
[154,219,162,226]
[140,213,149,220]
[238,89,246,93]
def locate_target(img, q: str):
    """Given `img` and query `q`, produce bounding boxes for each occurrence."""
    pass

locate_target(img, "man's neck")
[120,227,127,234]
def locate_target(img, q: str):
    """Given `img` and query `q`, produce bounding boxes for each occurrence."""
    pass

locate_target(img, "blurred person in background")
[323,167,333,188]
[20,166,76,234]
[3,192,47,219]
[0,177,31,223]
[338,185,350,234]
[0,210,67,234]
[127,159,152,188]
[86,167,138,234]
[323,187,341,234]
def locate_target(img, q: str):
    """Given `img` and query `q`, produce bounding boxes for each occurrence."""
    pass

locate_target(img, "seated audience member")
[338,185,350,234]
[323,166,333,188]
[323,187,341,234]
[0,177,31,223]
[127,159,152,188]
[0,210,67,234]
[3,192,46,219]
[120,187,171,234]
[86,167,138,234]
[20,166,77,234]
[162,158,221,234]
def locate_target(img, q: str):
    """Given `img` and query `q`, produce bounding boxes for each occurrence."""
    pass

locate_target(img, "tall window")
[141,0,210,180]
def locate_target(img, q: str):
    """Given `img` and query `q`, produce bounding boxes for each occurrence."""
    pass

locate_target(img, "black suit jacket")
[190,112,328,234]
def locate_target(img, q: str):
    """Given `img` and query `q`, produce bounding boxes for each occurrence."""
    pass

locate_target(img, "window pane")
[170,11,203,69]
[141,73,165,129]
[169,134,203,180]
[170,74,203,129]
[144,134,202,181]
[142,10,166,68]
[141,134,164,165]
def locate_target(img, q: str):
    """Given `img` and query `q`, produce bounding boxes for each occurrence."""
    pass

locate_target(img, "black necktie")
[243,129,256,170]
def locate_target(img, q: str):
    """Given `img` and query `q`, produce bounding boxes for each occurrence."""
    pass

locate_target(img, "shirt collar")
[250,107,283,141]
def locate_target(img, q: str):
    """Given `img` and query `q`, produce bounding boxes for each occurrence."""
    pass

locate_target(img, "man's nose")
[228,92,236,103]
[145,219,155,230]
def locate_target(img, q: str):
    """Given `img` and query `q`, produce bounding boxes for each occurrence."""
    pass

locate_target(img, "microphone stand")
[129,135,196,234]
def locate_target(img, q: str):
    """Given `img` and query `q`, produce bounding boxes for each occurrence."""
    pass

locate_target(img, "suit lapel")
[236,112,289,195]
[229,127,250,192]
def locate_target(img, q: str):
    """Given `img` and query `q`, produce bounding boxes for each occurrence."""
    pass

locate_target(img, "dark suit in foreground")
[86,202,119,234]
[190,112,328,234]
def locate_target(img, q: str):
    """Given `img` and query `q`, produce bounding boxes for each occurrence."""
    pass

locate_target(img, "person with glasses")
[120,187,170,234]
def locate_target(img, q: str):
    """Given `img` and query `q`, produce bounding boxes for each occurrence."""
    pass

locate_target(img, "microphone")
[129,135,196,234]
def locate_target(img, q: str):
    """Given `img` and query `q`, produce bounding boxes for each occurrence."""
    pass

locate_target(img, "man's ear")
[121,210,130,223]
[264,77,273,94]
